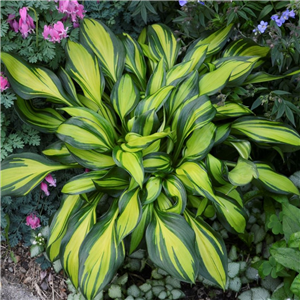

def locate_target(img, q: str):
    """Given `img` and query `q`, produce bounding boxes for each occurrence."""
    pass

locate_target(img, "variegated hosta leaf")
[223,38,270,59]
[214,194,247,234]
[228,157,258,186]
[147,24,179,70]
[143,140,161,157]
[116,187,142,242]
[80,19,125,83]
[188,24,233,57]
[206,154,228,186]
[129,204,153,254]
[58,67,81,105]
[61,194,102,288]
[66,144,115,170]
[14,97,65,133]
[224,136,251,160]
[146,208,199,283]
[232,117,300,149]
[166,60,193,86]
[182,44,208,71]
[157,192,173,211]
[121,131,170,152]
[93,167,130,196]
[146,59,166,96]
[244,69,300,85]
[142,177,162,204]
[42,141,76,165]
[77,94,99,112]
[56,116,116,152]
[162,175,187,214]
[172,95,216,157]
[182,122,216,162]
[65,40,104,108]
[47,194,83,261]
[62,171,108,194]
[185,212,227,289]
[139,43,158,72]
[135,86,175,117]
[199,60,248,96]
[215,184,243,207]
[255,163,299,195]
[131,109,159,136]
[215,102,253,119]
[214,123,231,145]
[113,146,144,188]
[59,106,117,138]
[213,57,259,86]
[143,152,172,173]
[122,33,147,90]
[166,71,199,119]
[1,53,78,106]
[1,153,73,197]
[176,161,218,204]
[111,74,140,123]
[79,201,125,300]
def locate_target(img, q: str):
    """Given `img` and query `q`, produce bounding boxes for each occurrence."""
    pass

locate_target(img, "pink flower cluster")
[42,0,85,43]
[26,213,41,230]
[40,174,57,196]
[57,0,85,27]
[0,73,10,92]
[43,21,68,43]
[7,7,35,38]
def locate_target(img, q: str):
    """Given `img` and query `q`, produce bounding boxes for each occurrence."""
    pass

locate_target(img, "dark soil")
[1,242,248,300]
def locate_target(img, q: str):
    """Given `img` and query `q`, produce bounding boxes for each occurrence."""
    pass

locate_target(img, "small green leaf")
[228,157,258,186]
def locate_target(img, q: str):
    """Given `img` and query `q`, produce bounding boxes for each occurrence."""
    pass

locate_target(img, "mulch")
[1,243,68,300]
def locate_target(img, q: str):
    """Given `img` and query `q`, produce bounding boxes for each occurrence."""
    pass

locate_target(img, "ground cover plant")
[2,15,300,300]
[175,0,300,133]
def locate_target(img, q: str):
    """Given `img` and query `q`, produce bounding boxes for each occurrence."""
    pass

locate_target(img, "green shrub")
[173,1,300,132]
[1,19,300,300]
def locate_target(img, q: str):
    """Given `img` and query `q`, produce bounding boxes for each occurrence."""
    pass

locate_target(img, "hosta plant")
[1,19,300,300]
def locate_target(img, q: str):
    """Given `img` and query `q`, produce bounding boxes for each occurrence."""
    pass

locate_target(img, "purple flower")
[257,21,268,33]
[198,0,205,4]
[45,174,56,187]
[288,10,296,18]
[281,10,290,21]
[18,7,35,38]
[7,14,19,32]
[1,73,10,92]
[41,182,50,196]
[179,0,188,6]
[271,14,284,27]
[26,213,41,230]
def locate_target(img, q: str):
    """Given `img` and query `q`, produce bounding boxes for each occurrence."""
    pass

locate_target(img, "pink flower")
[45,174,56,187]
[7,14,19,32]
[57,0,85,24]
[18,7,35,38]
[41,182,50,196]
[26,213,41,230]
[0,73,10,92]
[58,0,70,13]
[43,21,68,43]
